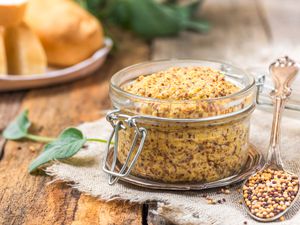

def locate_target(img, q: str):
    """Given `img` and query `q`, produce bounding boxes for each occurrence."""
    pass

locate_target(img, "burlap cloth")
[46,108,300,225]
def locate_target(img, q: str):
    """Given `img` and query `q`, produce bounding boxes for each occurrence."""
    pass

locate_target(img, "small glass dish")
[103,59,257,185]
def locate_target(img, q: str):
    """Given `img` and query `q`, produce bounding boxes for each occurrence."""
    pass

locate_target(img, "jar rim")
[110,59,256,104]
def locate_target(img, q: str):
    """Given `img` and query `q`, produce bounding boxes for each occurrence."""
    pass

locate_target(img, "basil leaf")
[29,128,87,173]
[2,110,31,140]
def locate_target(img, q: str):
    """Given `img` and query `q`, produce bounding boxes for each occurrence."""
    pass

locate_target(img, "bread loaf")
[0,27,7,74]
[0,0,28,27]
[4,23,47,75]
[25,0,104,67]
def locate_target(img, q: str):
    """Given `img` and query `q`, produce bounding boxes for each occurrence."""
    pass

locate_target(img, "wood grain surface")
[1,0,299,224]
[0,29,149,225]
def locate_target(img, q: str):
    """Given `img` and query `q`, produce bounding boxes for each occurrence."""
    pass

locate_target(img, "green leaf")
[76,0,209,39]
[108,0,131,28]
[127,0,182,38]
[2,110,31,140]
[29,128,87,173]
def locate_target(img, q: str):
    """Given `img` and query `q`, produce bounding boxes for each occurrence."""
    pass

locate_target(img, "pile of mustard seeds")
[243,169,299,219]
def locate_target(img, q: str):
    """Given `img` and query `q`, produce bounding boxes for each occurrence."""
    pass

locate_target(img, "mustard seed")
[207,198,216,205]
[29,146,36,152]
[279,216,285,221]
[224,189,231,194]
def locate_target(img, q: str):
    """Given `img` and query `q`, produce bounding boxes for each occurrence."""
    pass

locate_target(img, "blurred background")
[77,0,300,66]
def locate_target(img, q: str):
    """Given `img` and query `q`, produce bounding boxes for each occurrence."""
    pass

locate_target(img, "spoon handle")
[266,56,299,169]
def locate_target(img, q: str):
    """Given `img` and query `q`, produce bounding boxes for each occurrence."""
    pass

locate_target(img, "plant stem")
[183,20,210,32]
[86,138,109,143]
[25,135,112,144]
[26,134,56,143]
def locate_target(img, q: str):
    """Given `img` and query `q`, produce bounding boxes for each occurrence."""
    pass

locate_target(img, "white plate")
[0,38,113,92]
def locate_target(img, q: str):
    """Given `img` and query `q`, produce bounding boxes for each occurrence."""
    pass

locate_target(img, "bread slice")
[25,0,104,67]
[4,22,47,75]
[0,27,7,74]
[0,0,28,27]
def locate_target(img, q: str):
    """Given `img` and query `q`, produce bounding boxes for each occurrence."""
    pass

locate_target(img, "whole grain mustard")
[124,67,239,100]
[118,66,251,183]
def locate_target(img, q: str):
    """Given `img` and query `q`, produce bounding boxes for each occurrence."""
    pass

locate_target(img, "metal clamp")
[103,110,147,185]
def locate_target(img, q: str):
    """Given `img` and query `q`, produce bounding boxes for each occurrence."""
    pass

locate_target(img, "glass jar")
[104,60,256,185]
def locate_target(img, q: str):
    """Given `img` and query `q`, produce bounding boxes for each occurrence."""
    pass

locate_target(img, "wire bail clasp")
[103,110,147,185]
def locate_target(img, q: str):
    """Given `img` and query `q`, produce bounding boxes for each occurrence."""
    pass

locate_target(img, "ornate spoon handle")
[266,56,299,169]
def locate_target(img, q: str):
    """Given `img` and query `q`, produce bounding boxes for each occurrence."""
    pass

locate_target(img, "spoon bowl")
[242,169,300,222]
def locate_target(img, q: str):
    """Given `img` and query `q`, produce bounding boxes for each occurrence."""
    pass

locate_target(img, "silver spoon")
[242,56,300,222]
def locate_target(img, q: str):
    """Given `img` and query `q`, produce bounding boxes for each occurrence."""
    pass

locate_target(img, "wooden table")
[1,0,299,224]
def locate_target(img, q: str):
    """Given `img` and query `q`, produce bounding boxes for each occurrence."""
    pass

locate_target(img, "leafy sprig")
[2,110,109,173]
[76,0,209,39]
